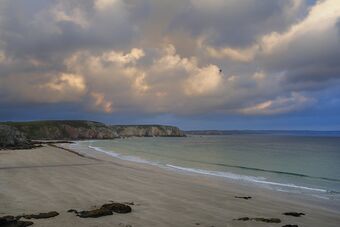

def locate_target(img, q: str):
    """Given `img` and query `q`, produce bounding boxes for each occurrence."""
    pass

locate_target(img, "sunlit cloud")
[239,93,314,115]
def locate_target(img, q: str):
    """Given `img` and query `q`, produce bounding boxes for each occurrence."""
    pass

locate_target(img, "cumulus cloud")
[184,65,222,96]
[0,0,339,119]
[0,72,86,103]
[90,92,113,113]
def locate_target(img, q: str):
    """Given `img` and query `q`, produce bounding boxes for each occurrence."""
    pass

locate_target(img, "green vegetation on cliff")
[3,120,116,140]
[0,125,34,149]
[1,120,185,140]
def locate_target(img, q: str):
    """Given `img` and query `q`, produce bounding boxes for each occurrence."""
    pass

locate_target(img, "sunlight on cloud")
[134,73,150,93]
[44,73,86,93]
[185,65,222,96]
[260,0,340,54]
[91,92,113,113]
[103,48,145,65]
[53,8,89,28]
[204,44,257,62]
[95,0,120,11]
[240,93,313,115]
[204,0,340,64]
[0,50,6,63]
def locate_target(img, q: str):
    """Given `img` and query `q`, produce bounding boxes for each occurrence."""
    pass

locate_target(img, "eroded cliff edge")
[0,120,185,143]
[0,125,34,149]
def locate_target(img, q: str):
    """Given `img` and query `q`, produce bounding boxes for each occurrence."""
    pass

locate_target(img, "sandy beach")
[1,144,339,227]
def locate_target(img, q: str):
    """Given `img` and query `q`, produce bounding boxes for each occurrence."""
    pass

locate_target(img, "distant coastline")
[185,130,340,137]
[0,120,185,149]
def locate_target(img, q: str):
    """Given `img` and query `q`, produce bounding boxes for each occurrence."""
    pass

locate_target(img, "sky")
[0,0,340,130]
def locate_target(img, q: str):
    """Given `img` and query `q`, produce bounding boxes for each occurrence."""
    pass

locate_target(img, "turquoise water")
[74,134,340,200]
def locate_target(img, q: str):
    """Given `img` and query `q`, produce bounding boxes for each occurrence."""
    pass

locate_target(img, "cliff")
[0,125,34,149]
[3,121,118,140]
[110,125,185,137]
[2,121,185,140]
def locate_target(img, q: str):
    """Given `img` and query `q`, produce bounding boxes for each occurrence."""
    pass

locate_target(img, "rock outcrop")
[0,125,34,149]
[110,125,185,137]
[1,121,185,141]
[4,121,118,140]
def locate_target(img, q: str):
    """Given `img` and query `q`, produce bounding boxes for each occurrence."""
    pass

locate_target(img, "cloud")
[0,0,339,120]
[174,0,307,48]
[184,65,222,96]
[43,73,86,94]
[239,92,314,115]
[90,92,113,113]
[95,0,120,11]
[203,44,257,62]
[103,48,145,65]
[0,72,86,103]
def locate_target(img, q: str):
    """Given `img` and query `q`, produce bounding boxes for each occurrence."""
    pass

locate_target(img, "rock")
[282,225,298,227]
[234,196,252,200]
[67,209,78,213]
[2,121,185,140]
[76,208,113,218]
[110,125,185,137]
[234,217,281,223]
[252,218,281,223]
[4,121,118,140]
[0,125,34,150]
[101,202,132,214]
[22,211,59,219]
[0,215,34,227]
[234,217,250,221]
[283,212,305,217]
[73,202,132,218]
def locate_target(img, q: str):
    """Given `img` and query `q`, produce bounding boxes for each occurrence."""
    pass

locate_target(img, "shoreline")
[68,140,340,206]
[0,144,339,226]
[63,141,340,213]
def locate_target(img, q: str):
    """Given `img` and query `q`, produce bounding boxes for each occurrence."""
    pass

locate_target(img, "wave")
[84,140,340,184]
[208,162,340,183]
[166,164,328,193]
[82,142,338,195]
[88,145,159,165]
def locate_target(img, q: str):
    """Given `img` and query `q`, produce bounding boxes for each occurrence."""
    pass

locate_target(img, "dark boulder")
[101,202,132,214]
[234,217,281,223]
[73,202,132,218]
[234,196,252,200]
[283,212,305,217]
[76,208,113,218]
[22,211,59,219]
[0,215,34,227]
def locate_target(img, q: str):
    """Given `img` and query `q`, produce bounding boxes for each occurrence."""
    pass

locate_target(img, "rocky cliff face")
[2,121,185,140]
[111,125,185,137]
[4,121,118,140]
[0,125,33,149]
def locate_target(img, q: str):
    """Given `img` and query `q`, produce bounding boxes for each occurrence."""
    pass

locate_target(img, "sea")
[71,133,340,201]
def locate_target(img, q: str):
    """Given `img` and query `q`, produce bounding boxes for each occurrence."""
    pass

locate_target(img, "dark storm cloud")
[171,0,307,48]
[0,0,135,60]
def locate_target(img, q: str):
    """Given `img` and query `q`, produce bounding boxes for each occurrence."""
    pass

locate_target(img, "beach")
[1,144,339,227]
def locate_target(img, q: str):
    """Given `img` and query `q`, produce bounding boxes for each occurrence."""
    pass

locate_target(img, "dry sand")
[0,144,339,227]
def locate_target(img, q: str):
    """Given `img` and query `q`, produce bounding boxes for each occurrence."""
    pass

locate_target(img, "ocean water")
[73,134,340,200]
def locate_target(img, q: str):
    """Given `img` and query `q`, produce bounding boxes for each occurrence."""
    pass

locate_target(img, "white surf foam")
[166,164,327,193]
[88,145,159,165]
[76,142,328,195]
